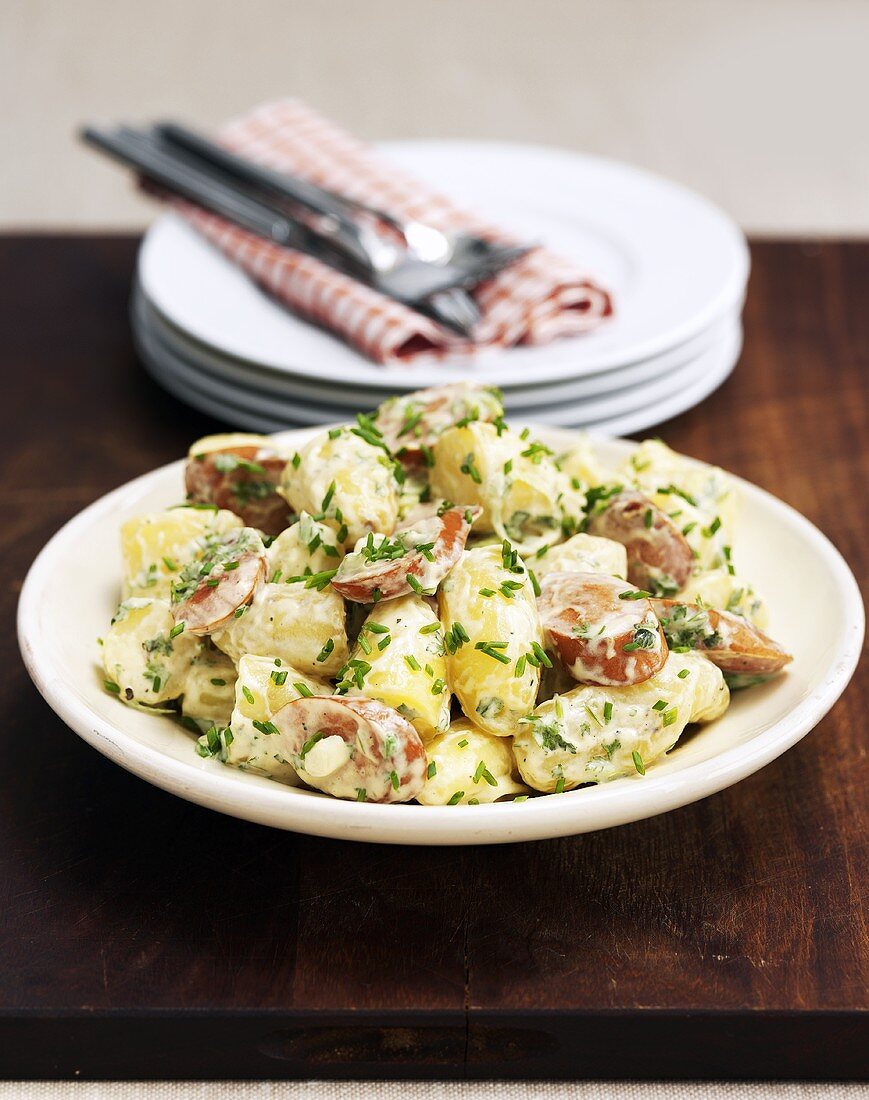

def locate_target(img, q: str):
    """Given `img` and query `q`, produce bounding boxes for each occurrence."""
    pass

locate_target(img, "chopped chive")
[632,750,646,775]
[475,641,511,664]
[514,655,527,678]
[555,777,566,794]
[677,668,690,679]
[419,621,441,635]
[390,770,400,791]
[300,731,324,756]
[404,654,421,672]
[317,638,335,663]
[294,682,314,698]
[702,516,722,538]
[210,677,226,686]
[619,589,652,600]
[169,621,185,638]
[529,569,541,597]
[531,642,553,668]
[603,701,613,724]
[652,699,668,711]
[242,686,255,704]
[270,670,288,686]
[427,761,437,779]
[104,679,121,694]
[644,508,654,528]
[457,738,469,748]
[253,719,279,736]
[662,706,679,727]
[356,788,367,802]
[447,791,465,805]
[479,587,496,597]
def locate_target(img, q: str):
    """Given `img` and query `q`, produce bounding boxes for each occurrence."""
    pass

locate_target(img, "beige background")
[2,0,868,233]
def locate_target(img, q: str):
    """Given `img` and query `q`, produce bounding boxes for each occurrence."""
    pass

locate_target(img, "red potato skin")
[331,505,481,603]
[650,598,793,674]
[538,572,667,686]
[586,491,694,594]
[173,549,268,635]
[185,446,291,535]
[272,695,427,804]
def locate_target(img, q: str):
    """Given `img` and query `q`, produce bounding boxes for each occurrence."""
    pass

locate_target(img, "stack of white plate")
[132,141,749,434]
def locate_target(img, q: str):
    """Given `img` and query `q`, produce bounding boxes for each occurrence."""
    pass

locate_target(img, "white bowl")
[17,427,863,845]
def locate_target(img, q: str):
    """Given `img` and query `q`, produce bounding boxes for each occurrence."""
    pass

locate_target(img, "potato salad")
[100,381,792,805]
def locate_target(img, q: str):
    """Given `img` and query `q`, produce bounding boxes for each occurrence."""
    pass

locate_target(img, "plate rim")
[17,428,863,845]
[134,295,742,426]
[134,278,743,410]
[137,138,750,390]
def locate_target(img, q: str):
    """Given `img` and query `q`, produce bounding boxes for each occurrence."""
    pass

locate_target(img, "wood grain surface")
[1,237,866,1080]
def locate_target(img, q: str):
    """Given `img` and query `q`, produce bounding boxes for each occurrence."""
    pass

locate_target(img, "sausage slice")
[271,695,427,803]
[586,491,693,595]
[537,571,668,686]
[185,441,291,535]
[171,529,267,635]
[650,598,792,677]
[331,505,481,603]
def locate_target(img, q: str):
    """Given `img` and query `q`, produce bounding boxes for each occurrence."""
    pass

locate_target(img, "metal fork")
[82,126,513,335]
[156,122,533,271]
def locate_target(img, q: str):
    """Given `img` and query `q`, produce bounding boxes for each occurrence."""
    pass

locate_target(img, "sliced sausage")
[374,381,503,465]
[172,529,268,635]
[586,491,693,595]
[271,695,427,803]
[537,571,668,687]
[185,442,291,535]
[331,505,481,603]
[650,598,793,676]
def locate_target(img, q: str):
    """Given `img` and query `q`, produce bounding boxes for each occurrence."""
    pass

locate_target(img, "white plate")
[137,281,741,410]
[138,141,749,391]
[17,428,862,846]
[134,300,743,433]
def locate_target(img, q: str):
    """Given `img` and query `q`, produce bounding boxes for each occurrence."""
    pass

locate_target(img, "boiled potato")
[532,532,627,581]
[431,422,574,554]
[417,719,528,805]
[121,506,243,599]
[513,651,728,792]
[210,655,332,782]
[438,544,544,736]
[343,594,450,740]
[279,426,399,548]
[103,597,201,705]
[211,580,348,678]
[266,512,344,581]
[180,647,238,726]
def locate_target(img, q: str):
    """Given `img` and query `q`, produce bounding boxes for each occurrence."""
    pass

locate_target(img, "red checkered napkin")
[175,100,613,366]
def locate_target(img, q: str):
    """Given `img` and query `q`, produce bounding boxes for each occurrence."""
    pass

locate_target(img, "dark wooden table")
[2,237,867,1081]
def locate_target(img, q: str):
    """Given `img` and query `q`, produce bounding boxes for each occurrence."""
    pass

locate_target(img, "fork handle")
[155,122,380,268]
[82,127,307,246]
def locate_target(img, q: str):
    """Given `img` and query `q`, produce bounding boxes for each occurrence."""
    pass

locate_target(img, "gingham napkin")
[175,99,613,366]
